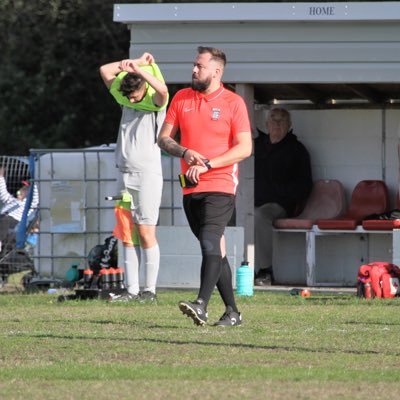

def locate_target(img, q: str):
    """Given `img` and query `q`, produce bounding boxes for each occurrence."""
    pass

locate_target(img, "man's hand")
[119,59,141,74]
[137,52,155,65]
[185,165,209,184]
[120,53,155,74]
[183,149,207,168]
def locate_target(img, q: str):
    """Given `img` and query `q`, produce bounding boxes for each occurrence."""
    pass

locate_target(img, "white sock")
[142,244,160,294]
[123,246,140,295]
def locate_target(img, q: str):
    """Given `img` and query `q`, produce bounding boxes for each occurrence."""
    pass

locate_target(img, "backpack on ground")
[357,261,400,298]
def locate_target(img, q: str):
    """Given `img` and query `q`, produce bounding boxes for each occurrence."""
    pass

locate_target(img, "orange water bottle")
[115,267,125,289]
[83,268,93,289]
[99,267,111,290]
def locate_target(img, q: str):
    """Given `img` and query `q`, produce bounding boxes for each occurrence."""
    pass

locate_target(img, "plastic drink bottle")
[83,268,94,289]
[236,261,254,296]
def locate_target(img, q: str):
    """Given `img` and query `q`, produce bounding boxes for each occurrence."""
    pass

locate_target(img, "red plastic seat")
[317,180,390,230]
[362,192,400,230]
[274,180,346,229]
[362,219,400,230]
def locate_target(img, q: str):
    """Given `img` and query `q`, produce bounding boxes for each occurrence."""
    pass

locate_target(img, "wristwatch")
[203,159,212,170]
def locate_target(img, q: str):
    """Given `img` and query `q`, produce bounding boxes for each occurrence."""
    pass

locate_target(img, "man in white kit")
[100,52,168,301]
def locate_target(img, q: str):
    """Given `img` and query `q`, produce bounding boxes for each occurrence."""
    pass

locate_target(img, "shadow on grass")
[12,331,400,357]
[344,320,400,326]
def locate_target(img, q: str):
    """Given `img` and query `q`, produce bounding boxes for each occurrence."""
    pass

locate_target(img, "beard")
[191,75,211,92]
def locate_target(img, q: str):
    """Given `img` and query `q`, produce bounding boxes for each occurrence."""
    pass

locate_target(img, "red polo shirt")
[165,84,251,195]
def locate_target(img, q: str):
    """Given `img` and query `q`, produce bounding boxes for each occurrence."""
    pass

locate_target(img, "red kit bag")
[356,262,400,298]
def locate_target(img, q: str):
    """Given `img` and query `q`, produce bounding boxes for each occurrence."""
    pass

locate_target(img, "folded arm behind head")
[99,52,168,107]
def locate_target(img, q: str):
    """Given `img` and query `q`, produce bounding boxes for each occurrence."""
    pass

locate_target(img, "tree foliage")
[0,0,132,155]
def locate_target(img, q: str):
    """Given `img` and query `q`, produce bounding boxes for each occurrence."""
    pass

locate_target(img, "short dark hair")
[119,73,145,97]
[197,46,226,66]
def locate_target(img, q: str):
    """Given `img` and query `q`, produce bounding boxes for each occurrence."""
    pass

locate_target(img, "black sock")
[198,255,222,306]
[216,256,239,313]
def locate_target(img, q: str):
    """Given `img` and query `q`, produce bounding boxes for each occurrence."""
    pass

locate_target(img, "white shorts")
[120,172,163,225]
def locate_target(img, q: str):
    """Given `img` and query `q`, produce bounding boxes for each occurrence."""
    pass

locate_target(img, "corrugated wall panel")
[128,22,400,84]
[129,22,400,44]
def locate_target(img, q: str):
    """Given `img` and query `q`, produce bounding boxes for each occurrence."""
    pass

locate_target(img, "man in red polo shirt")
[158,46,252,326]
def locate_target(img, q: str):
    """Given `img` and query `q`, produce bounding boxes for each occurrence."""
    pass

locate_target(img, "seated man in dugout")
[254,108,312,285]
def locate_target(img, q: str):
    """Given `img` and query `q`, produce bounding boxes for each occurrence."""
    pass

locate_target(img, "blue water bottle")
[236,260,254,296]
[66,263,80,283]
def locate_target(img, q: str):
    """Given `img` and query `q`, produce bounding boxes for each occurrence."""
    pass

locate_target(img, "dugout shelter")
[113,1,400,286]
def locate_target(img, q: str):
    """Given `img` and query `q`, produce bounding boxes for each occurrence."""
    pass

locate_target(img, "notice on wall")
[50,181,86,233]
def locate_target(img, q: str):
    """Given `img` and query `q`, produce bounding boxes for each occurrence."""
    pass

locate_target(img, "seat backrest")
[296,179,346,220]
[396,190,400,209]
[346,180,389,219]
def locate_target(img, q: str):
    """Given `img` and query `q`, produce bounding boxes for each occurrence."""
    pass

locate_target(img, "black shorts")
[183,192,235,239]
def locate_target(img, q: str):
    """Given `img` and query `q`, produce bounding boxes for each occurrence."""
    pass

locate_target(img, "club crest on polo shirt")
[211,108,220,120]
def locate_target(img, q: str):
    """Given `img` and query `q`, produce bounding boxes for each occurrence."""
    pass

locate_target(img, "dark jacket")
[254,129,312,216]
